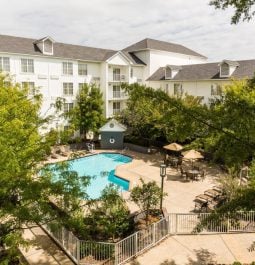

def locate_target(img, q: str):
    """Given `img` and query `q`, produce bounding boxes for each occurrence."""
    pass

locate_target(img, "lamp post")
[160,164,167,210]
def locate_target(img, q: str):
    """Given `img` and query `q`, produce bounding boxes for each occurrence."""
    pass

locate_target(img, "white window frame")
[63,103,74,113]
[63,83,73,96]
[174,83,183,95]
[21,59,34,73]
[113,85,121,98]
[113,101,121,114]
[62,62,73,75]
[0,57,10,72]
[78,63,88,76]
[22,82,35,95]
[211,84,222,96]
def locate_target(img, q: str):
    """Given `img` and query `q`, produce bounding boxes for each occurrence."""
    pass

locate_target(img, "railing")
[110,74,126,82]
[115,218,169,265]
[43,211,255,265]
[112,91,127,99]
[168,212,255,235]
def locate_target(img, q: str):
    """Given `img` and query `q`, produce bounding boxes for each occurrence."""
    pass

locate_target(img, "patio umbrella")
[163,143,183,152]
[182,149,204,168]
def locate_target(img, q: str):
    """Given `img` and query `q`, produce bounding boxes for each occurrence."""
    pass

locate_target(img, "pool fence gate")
[42,211,255,265]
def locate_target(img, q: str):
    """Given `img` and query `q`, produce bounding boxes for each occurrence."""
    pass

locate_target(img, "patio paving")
[127,233,255,265]
[118,150,222,214]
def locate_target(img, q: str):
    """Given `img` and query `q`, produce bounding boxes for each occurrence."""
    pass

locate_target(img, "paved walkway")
[127,233,255,265]
[20,226,74,265]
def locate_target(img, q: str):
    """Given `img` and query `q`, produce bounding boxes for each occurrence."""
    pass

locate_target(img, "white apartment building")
[0,34,254,131]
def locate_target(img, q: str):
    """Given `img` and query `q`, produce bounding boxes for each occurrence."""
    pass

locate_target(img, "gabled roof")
[99,119,126,132]
[219,60,240,67]
[147,59,255,81]
[0,34,118,62]
[123,38,207,59]
[34,36,56,44]
[0,34,146,65]
[165,65,182,70]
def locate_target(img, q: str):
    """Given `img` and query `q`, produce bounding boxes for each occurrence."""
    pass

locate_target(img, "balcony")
[108,91,128,100]
[109,74,126,82]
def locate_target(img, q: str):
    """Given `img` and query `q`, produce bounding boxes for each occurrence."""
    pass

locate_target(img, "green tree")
[69,83,105,139]
[202,79,255,170]
[0,74,87,261]
[120,83,207,143]
[84,185,131,241]
[130,179,166,224]
[210,0,255,24]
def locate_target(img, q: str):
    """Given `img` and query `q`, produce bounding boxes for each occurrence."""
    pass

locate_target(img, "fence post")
[152,223,156,242]
[175,214,178,235]
[114,242,118,265]
[135,232,138,255]
[167,214,171,235]
[76,239,80,264]
[227,214,230,233]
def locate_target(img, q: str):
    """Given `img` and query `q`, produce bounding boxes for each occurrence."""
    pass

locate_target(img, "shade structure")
[182,149,204,160]
[163,143,183,152]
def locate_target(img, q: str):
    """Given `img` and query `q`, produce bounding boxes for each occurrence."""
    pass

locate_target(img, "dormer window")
[220,63,229,77]
[34,36,55,55]
[219,60,239,78]
[165,65,182,80]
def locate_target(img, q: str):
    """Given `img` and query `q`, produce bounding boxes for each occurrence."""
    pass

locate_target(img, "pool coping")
[43,151,135,191]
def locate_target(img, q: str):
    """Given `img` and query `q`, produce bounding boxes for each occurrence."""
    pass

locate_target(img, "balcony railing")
[110,74,126,82]
[109,91,128,100]
[113,109,121,115]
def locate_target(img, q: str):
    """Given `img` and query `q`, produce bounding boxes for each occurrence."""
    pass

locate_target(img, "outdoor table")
[169,157,178,167]
[187,169,200,181]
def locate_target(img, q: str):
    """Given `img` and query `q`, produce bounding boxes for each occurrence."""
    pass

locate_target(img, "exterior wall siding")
[100,131,124,149]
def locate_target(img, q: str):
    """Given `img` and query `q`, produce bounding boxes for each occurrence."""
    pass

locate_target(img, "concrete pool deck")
[42,149,255,265]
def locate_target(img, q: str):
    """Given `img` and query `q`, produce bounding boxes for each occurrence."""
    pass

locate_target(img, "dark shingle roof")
[123,38,207,59]
[147,60,255,81]
[0,34,137,63]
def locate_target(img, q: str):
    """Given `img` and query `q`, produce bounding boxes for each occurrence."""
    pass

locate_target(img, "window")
[22,82,35,95]
[211,84,222,96]
[63,103,74,113]
[113,68,120,81]
[79,83,87,90]
[0,57,10,72]
[63,83,73,95]
[165,68,172,79]
[165,84,169,94]
[62,62,73,75]
[220,63,229,76]
[78,63,87,76]
[130,68,133,78]
[113,85,121,98]
[113,101,121,114]
[21,59,34,73]
[174,83,183,95]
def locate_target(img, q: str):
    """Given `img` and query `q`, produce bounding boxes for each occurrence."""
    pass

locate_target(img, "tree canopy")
[210,0,255,24]
[0,74,87,261]
[68,83,105,139]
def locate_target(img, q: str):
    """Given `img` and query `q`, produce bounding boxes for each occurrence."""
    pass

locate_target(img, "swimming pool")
[53,153,132,199]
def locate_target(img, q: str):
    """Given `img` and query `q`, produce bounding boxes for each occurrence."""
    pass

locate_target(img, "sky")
[1,0,255,62]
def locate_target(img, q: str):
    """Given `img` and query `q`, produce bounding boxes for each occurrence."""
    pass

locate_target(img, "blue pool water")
[55,153,132,199]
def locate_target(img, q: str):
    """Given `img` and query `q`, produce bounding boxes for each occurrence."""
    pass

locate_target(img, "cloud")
[0,0,255,61]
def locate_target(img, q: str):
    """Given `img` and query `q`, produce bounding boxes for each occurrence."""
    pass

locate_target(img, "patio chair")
[177,157,183,170]
[57,145,69,157]
[180,166,186,179]
[198,170,205,181]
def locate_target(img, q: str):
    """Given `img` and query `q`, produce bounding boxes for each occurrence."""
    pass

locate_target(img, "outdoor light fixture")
[160,164,167,210]
[160,164,167,177]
